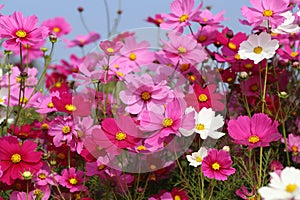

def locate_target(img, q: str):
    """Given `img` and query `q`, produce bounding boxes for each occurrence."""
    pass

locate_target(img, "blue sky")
[1,0,251,62]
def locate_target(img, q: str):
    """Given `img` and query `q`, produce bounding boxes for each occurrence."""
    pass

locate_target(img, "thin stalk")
[104,0,111,37]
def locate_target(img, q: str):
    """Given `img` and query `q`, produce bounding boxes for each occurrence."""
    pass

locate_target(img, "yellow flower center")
[227,77,233,82]
[286,183,297,193]
[178,46,187,53]
[198,94,208,102]
[55,82,62,88]
[41,123,49,130]
[248,135,260,143]
[19,97,28,104]
[179,14,189,22]
[292,145,298,153]
[136,145,147,151]
[263,9,273,17]
[196,156,202,163]
[253,46,263,54]
[53,27,60,33]
[65,104,77,112]
[250,84,258,92]
[234,53,241,60]
[62,125,71,134]
[244,63,253,69]
[11,153,21,163]
[106,47,114,53]
[57,153,65,159]
[198,35,207,42]
[174,195,182,200]
[228,42,236,50]
[38,173,47,180]
[162,118,173,127]
[189,74,196,82]
[290,52,299,58]
[195,123,205,131]
[129,53,137,61]
[116,131,127,141]
[98,164,106,170]
[0,98,4,103]
[203,18,208,22]
[141,91,151,101]
[69,178,78,185]
[212,162,220,170]
[117,71,124,77]
[150,164,157,170]
[180,63,190,72]
[48,102,54,108]
[16,30,27,38]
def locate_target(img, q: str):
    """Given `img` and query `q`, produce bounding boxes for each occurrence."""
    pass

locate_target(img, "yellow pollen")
[253,46,263,54]
[69,178,78,185]
[290,52,299,58]
[162,118,173,127]
[248,135,260,143]
[136,145,147,151]
[117,71,124,77]
[198,94,208,102]
[106,47,114,53]
[292,145,298,153]
[234,53,241,60]
[196,156,202,163]
[16,77,22,83]
[227,77,233,82]
[129,53,137,61]
[150,164,157,170]
[0,98,4,103]
[180,63,190,72]
[198,35,207,42]
[57,153,65,159]
[157,19,163,24]
[38,173,47,180]
[203,18,208,22]
[62,125,71,134]
[178,46,187,53]
[98,164,106,170]
[263,9,273,17]
[244,63,253,69]
[19,97,28,104]
[189,74,196,82]
[286,184,297,193]
[24,44,31,49]
[174,195,182,200]
[41,123,49,130]
[48,102,54,108]
[250,84,258,92]
[53,27,60,33]
[16,30,27,38]
[116,131,127,141]
[179,14,189,22]
[141,91,151,101]
[65,104,77,112]
[212,162,220,170]
[196,123,205,131]
[228,42,236,50]
[55,82,62,88]
[11,153,21,163]
[114,64,120,69]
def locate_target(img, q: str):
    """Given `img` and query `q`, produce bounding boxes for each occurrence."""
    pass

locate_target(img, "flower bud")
[239,71,248,79]
[22,171,33,180]
[78,6,84,12]
[222,146,230,152]
[49,34,57,43]
[278,91,288,99]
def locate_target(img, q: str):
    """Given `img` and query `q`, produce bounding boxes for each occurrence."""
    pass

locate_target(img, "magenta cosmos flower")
[57,167,86,193]
[227,113,282,149]
[41,16,71,37]
[0,12,48,50]
[120,74,173,115]
[158,31,207,65]
[241,0,292,29]
[202,149,236,181]
[64,32,100,48]
[0,136,42,185]
[160,0,202,33]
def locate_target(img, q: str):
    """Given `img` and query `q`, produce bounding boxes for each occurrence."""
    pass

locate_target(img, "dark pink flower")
[0,12,48,50]
[41,16,71,37]
[202,149,236,181]
[64,32,100,48]
[57,167,86,193]
[228,113,282,149]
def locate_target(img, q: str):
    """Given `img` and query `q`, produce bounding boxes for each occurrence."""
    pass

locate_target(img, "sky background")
[0,0,251,63]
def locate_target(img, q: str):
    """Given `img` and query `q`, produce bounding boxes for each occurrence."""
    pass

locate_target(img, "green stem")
[261,62,269,113]
[258,146,263,188]
[208,179,216,200]
[281,121,291,166]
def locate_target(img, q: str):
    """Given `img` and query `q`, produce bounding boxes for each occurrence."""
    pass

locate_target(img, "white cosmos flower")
[272,11,300,34]
[180,107,225,140]
[238,32,279,64]
[258,167,300,200]
[186,147,208,167]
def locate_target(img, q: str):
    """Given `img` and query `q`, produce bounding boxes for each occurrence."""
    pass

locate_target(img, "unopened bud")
[49,34,57,43]
[40,47,48,53]
[222,146,230,152]
[78,6,84,12]
[239,71,248,79]
[226,29,234,38]
[278,91,288,99]
[117,9,122,15]
[22,171,33,180]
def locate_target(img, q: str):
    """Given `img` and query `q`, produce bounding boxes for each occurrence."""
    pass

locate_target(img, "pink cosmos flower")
[119,74,173,114]
[0,136,42,185]
[33,91,59,114]
[282,134,300,157]
[227,113,282,149]
[160,0,202,33]
[0,11,48,50]
[8,87,41,109]
[48,115,78,148]
[195,9,225,28]
[158,31,207,66]
[12,40,45,64]
[277,44,300,62]
[64,32,100,48]
[241,0,292,29]
[34,169,55,186]
[41,17,71,37]
[57,167,86,193]
[146,14,164,27]
[99,40,123,56]
[202,149,236,181]
[193,26,218,46]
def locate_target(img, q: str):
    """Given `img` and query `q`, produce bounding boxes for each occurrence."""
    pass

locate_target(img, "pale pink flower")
[41,17,71,37]
[64,32,100,48]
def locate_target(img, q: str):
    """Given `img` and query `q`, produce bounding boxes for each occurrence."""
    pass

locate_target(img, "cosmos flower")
[258,167,300,200]
[0,11,48,50]
[41,16,71,37]
[202,149,236,181]
[0,136,42,185]
[238,32,279,64]
[57,167,86,193]
[186,147,208,167]
[227,113,282,149]
[64,32,100,48]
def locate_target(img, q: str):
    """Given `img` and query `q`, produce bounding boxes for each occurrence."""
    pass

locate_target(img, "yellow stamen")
[11,153,21,163]
[248,135,260,143]
[178,46,187,53]
[286,184,297,193]
[263,9,273,17]
[69,178,78,185]
[106,47,114,53]
[234,53,241,60]
[53,27,60,33]
[179,14,189,23]
[198,35,207,42]
[198,94,208,102]
[38,173,47,180]
[62,126,71,134]
[212,162,220,170]
[195,123,205,131]
[129,53,137,61]
[196,156,202,163]
[116,131,126,141]
[65,104,77,112]
[228,42,236,50]
[253,46,263,54]
[16,30,27,38]
[136,145,147,151]
[174,195,182,200]
[48,102,54,108]
[162,118,173,127]
[290,52,299,58]
[141,91,151,101]
[55,82,62,88]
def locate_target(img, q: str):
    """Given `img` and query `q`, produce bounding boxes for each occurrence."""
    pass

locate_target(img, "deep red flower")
[8,124,39,140]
